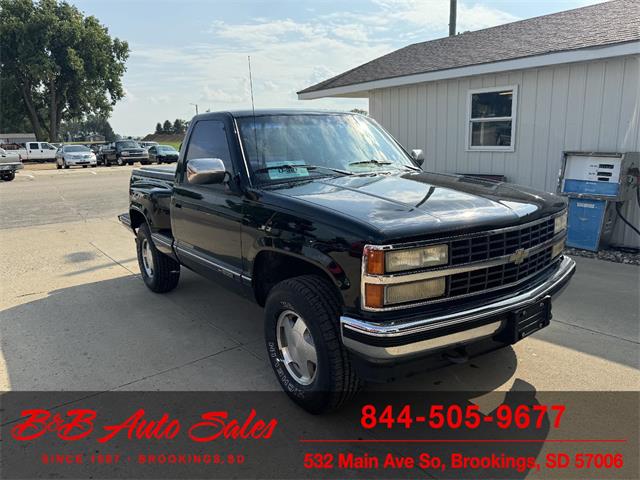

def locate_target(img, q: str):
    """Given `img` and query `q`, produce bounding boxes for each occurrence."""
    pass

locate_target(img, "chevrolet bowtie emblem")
[510,248,528,265]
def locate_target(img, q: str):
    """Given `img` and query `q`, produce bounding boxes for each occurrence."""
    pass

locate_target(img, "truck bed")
[131,164,176,182]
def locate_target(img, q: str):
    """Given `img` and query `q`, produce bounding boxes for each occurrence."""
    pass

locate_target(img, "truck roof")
[192,109,360,120]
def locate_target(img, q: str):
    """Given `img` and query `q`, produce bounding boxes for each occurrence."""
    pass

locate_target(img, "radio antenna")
[247,55,260,163]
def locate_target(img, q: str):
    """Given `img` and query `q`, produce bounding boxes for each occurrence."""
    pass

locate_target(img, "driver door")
[171,118,244,284]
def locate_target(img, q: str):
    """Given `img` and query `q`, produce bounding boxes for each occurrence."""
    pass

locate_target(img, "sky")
[68,0,605,136]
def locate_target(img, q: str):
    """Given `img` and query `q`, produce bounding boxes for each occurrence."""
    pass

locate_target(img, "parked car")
[148,145,179,164]
[119,110,575,413]
[0,148,24,181]
[96,145,110,165]
[138,141,159,150]
[101,140,149,166]
[21,141,58,162]
[56,145,97,169]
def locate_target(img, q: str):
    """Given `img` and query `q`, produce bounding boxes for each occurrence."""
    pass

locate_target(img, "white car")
[56,145,97,169]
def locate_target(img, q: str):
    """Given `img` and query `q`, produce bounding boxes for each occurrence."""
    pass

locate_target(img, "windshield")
[65,146,90,152]
[159,146,177,152]
[117,141,139,149]
[237,114,416,184]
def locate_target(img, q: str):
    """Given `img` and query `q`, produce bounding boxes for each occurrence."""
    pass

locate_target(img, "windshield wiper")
[348,159,393,167]
[253,164,352,176]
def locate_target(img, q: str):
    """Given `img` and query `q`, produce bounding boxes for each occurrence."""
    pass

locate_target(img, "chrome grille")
[449,247,553,297]
[450,217,555,265]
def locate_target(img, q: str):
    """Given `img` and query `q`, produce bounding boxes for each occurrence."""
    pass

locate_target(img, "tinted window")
[29,143,39,149]
[185,120,232,172]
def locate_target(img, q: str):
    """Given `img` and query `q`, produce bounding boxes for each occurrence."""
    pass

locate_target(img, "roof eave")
[298,41,639,100]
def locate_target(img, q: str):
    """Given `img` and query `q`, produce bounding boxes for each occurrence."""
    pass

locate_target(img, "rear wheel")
[1,172,15,181]
[264,275,361,413]
[136,224,180,293]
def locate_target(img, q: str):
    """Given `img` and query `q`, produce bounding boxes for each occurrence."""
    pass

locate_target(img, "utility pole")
[449,0,457,36]
[190,103,199,115]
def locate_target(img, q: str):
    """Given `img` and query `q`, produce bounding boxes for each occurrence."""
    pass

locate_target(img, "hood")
[266,170,565,242]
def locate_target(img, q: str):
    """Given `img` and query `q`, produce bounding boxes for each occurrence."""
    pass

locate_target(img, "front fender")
[242,204,364,310]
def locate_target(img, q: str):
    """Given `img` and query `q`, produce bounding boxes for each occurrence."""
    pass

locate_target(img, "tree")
[59,115,116,142]
[350,108,368,116]
[0,0,129,141]
[155,122,163,134]
[162,120,172,133]
[172,118,186,134]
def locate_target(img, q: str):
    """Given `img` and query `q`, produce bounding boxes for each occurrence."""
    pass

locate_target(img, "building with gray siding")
[299,0,640,248]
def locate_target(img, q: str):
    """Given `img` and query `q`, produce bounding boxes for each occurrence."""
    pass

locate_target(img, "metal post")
[449,0,457,36]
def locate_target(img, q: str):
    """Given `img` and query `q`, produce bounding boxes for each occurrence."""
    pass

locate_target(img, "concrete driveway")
[1,167,638,394]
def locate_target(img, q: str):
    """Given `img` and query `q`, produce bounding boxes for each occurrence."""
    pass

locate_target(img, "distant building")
[85,134,105,142]
[0,132,36,144]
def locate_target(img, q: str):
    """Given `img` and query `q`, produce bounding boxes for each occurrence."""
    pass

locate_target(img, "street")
[1,166,638,395]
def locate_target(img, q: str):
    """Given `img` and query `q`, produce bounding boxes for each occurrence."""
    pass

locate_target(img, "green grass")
[158,141,182,150]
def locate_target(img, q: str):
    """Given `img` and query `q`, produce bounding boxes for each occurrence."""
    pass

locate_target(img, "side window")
[185,120,233,173]
[29,142,39,149]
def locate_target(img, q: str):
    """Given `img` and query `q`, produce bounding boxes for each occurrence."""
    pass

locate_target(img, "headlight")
[554,212,567,234]
[385,244,448,273]
[385,277,446,305]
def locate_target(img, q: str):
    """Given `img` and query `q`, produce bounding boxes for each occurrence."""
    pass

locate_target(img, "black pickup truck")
[119,110,575,413]
[101,140,150,166]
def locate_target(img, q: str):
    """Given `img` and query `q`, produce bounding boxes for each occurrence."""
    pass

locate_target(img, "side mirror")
[186,158,227,185]
[411,149,424,166]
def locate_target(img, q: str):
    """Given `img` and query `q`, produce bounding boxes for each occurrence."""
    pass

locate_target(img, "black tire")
[2,172,16,181]
[56,163,62,170]
[136,224,180,293]
[64,162,69,169]
[104,159,111,167]
[91,164,96,168]
[264,275,361,414]
[82,165,87,168]
[128,162,134,166]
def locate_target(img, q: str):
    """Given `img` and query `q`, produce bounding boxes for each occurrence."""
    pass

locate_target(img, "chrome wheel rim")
[141,238,154,277]
[276,309,318,385]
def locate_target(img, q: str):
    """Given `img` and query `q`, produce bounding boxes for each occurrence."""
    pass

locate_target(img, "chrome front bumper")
[341,255,576,360]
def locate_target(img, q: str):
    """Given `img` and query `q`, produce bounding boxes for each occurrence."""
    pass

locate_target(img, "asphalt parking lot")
[1,166,638,395]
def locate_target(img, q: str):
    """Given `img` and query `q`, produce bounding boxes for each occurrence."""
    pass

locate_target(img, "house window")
[467,86,517,151]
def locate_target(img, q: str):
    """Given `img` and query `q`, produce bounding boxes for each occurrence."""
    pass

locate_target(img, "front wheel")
[2,172,16,181]
[264,275,361,413]
[56,163,62,170]
[136,224,180,293]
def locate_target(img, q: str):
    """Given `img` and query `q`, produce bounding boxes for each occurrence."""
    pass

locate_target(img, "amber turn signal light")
[364,247,385,275]
[364,284,384,309]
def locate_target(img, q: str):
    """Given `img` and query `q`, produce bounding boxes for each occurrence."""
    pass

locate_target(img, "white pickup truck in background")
[21,141,58,162]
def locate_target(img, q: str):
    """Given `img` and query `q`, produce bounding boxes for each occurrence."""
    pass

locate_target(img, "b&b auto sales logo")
[10,407,278,443]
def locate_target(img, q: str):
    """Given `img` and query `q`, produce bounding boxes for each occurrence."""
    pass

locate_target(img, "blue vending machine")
[558,152,637,252]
